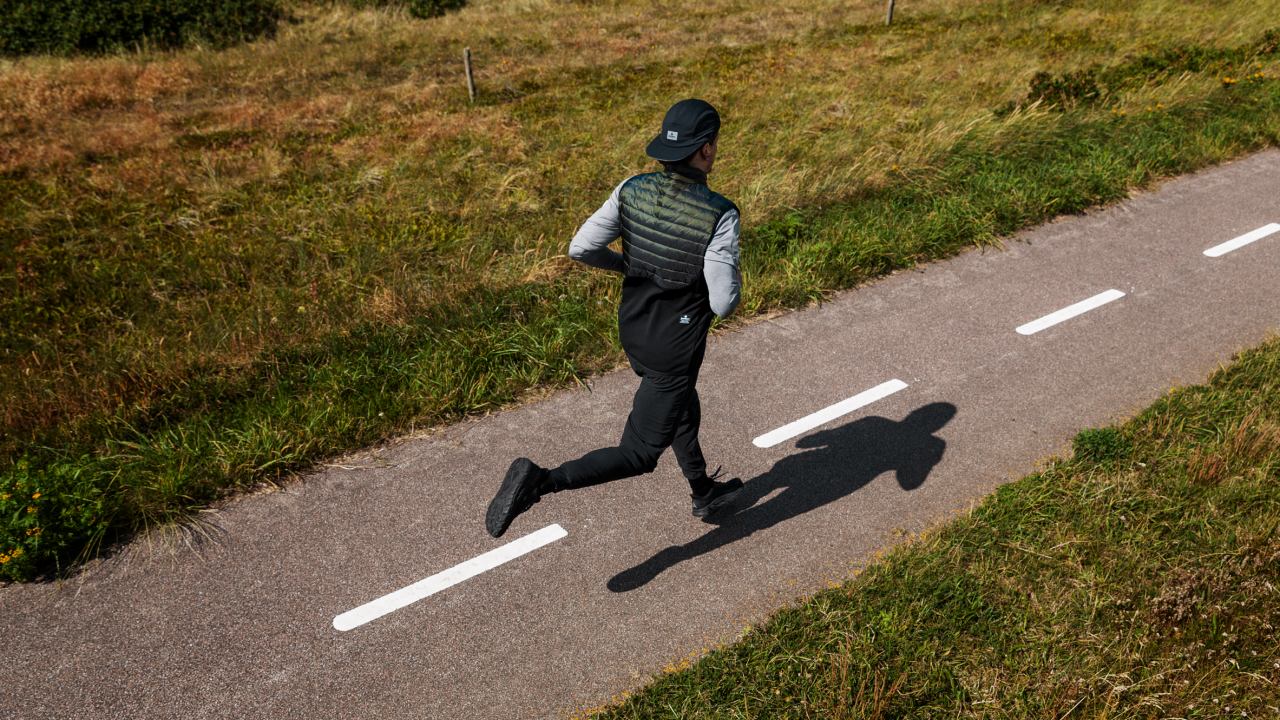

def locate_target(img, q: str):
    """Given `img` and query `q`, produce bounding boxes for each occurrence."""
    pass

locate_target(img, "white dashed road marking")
[1203,222,1280,257]
[752,379,909,449]
[333,524,568,631]
[1015,289,1126,336]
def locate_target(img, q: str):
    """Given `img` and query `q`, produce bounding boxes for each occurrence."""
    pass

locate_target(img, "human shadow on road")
[607,402,957,593]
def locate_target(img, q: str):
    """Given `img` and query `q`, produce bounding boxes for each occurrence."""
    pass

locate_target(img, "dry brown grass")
[0,0,1261,193]
[0,1,1257,216]
[1187,408,1280,485]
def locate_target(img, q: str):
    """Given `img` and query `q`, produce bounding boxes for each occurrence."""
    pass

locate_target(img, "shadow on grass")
[607,402,957,593]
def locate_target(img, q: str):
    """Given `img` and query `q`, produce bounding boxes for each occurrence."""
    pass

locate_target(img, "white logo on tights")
[679,315,691,324]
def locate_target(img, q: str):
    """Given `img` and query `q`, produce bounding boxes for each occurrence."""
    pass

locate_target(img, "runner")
[486,98,745,538]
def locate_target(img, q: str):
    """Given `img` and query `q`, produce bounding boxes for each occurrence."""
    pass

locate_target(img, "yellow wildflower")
[11,547,22,558]
[0,553,9,564]
[0,492,9,500]
[31,492,41,500]
[26,505,36,513]
[26,527,41,537]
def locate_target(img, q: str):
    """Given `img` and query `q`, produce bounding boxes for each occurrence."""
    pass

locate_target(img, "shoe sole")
[486,458,536,538]
[692,485,743,518]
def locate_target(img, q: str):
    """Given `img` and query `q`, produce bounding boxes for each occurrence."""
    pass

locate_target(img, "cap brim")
[645,132,706,162]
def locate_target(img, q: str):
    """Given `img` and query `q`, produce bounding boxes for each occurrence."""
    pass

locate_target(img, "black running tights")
[547,370,708,493]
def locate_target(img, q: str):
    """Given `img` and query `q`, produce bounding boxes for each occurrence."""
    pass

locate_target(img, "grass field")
[3,0,1280,579]
[587,336,1280,719]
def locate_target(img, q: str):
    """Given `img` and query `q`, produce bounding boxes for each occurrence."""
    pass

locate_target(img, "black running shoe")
[486,458,546,538]
[691,477,744,518]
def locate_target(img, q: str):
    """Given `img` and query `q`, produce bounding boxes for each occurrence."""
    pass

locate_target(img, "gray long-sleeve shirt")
[568,179,742,317]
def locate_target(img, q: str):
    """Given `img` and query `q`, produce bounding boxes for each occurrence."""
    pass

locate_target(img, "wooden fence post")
[464,47,476,103]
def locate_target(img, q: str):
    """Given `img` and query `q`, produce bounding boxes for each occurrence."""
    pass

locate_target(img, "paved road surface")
[3,150,1279,719]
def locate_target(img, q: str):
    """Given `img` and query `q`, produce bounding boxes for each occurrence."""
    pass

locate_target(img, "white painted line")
[1015,289,1125,336]
[333,523,567,632]
[752,379,908,449]
[1203,223,1280,257]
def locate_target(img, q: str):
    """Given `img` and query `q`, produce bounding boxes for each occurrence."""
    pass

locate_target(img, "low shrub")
[0,0,284,57]
[1072,427,1132,466]
[1027,67,1102,109]
[996,29,1280,116]
[1,458,109,581]
[342,0,467,20]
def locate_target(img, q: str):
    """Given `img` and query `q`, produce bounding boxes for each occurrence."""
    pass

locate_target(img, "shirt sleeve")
[704,209,741,317]
[567,181,627,274]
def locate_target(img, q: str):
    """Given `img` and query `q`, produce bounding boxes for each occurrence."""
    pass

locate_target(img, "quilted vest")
[618,171,738,289]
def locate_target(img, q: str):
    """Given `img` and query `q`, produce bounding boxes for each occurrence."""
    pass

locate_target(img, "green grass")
[587,336,1280,719]
[3,0,1280,580]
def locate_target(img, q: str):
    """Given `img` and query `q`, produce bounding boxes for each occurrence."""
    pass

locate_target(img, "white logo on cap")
[666,130,679,141]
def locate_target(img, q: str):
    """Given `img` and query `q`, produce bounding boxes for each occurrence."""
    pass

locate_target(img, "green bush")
[1072,427,1132,467]
[997,30,1280,116]
[1027,67,1103,109]
[0,0,284,57]
[343,0,467,19]
[1,458,109,581]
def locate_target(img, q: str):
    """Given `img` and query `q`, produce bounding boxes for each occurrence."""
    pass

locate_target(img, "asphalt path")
[3,149,1279,719]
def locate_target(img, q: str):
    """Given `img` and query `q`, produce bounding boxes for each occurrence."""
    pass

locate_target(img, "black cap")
[645,99,720,162]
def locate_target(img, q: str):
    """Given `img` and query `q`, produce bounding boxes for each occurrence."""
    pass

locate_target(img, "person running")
[486,98,745,538]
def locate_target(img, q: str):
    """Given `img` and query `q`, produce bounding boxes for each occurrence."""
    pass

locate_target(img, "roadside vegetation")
[4,0,1280,580]
[588,336,1280,718]
[0,0,285,57]
[0,0,466,57]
